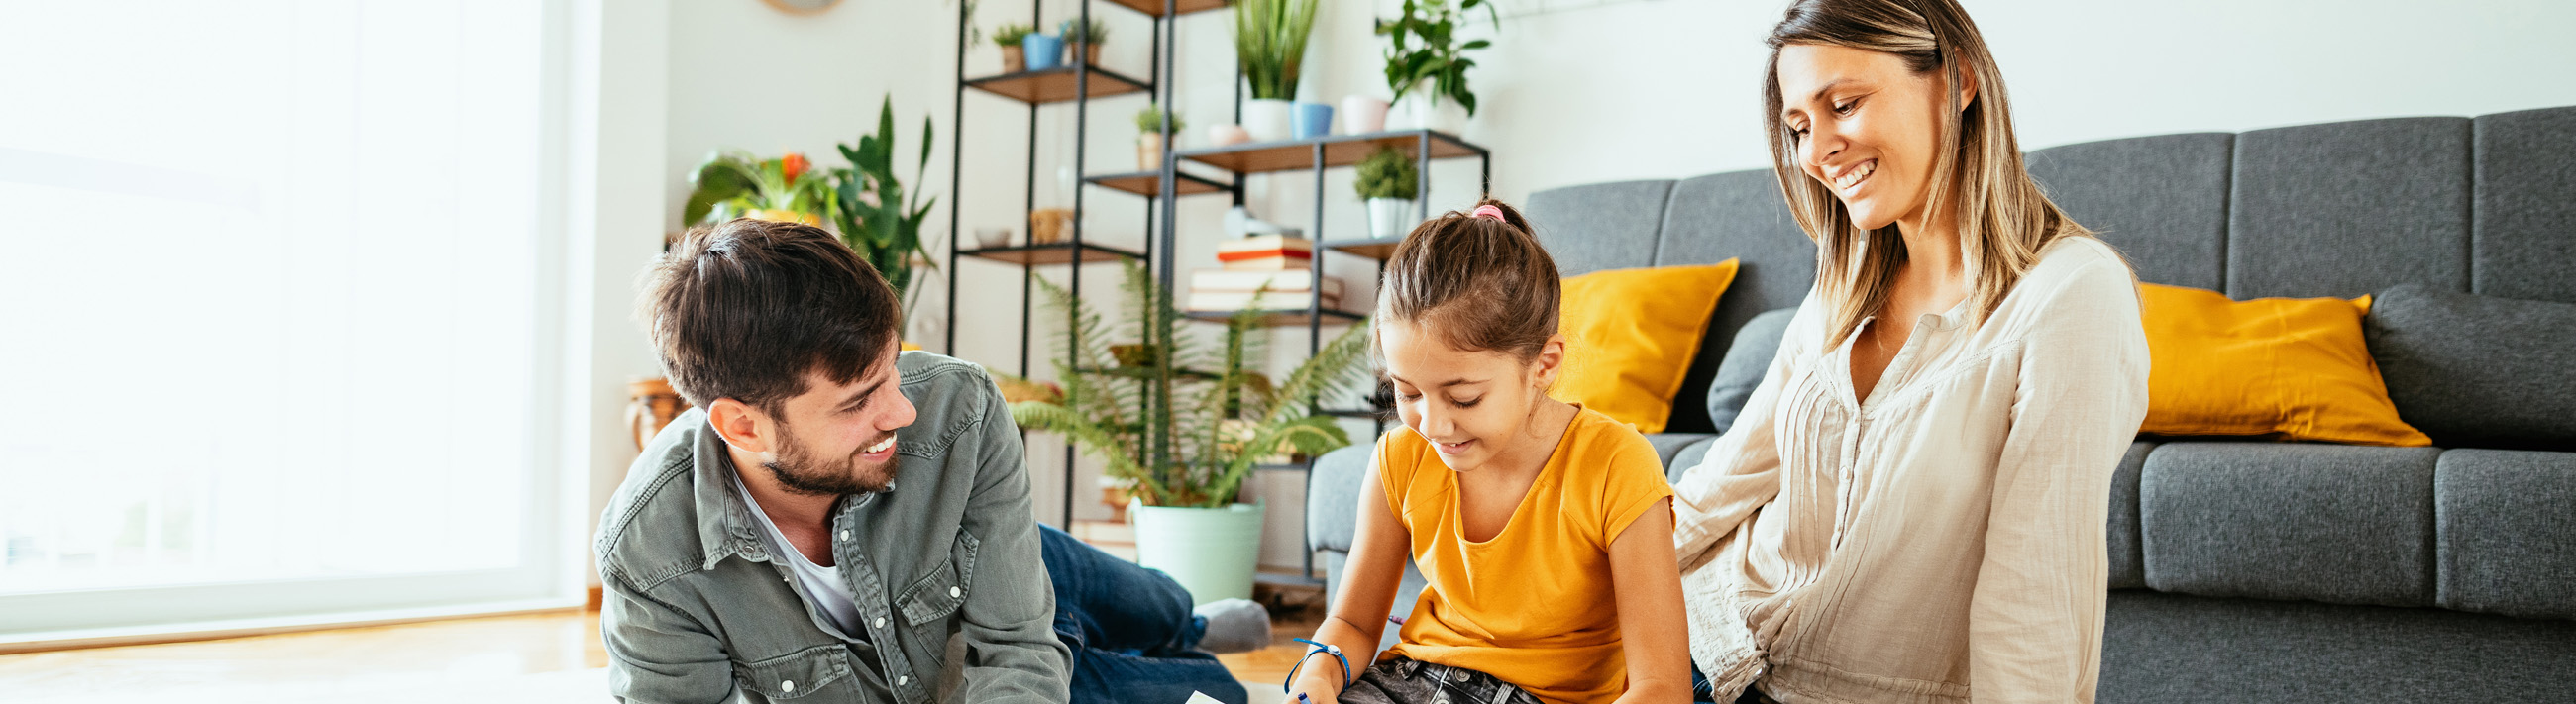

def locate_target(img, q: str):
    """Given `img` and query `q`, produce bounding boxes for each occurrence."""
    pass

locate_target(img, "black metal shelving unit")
[1154,128,1492,583]
[946,0,1236,531]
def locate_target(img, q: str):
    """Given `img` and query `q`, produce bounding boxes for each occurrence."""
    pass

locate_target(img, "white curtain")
[0,0,555,630]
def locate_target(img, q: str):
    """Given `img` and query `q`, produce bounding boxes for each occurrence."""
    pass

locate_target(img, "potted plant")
[1023,29,1065,71]
[831,95,942,325]
[1355,147,1419,240]
[1234,0,1317,142]
[1007,262,1374,603]
[1135,104,1184,170]
[994,22,1035,72]
[1378,0,1496,134]
[1060,17,1108,67]
[684,151,837,227]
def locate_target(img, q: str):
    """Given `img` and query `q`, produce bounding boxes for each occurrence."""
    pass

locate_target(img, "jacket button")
[948,586,961,598]
[874,616,887,628]
[839,530,849,541]
[781,680,796,692]
[898,675,910,686]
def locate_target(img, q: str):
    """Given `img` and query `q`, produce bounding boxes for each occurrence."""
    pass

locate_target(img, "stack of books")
[1188,237,1342,312]
[1214,234,1312,271]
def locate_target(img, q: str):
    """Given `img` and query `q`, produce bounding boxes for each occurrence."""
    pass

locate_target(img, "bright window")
[0,0,565,637]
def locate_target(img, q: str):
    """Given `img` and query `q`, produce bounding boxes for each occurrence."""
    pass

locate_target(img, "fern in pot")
[1234,0,1318,142]
[1005,261,1372,603]
[1356,147,1421,240]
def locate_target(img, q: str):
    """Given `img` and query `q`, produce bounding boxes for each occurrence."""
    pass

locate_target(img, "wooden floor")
[0,610,611,704]
[1,525,1335,702]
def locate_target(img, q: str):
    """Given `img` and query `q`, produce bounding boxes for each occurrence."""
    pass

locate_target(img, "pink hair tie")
[1470,204,1506,221]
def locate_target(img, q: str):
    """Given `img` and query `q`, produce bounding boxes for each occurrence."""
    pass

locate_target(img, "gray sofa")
[1307,106,2576,702]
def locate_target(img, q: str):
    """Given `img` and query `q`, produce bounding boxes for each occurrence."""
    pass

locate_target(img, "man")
[595,219,1265,703]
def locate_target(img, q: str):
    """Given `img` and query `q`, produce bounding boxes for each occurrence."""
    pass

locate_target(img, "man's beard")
[762,423,895,496]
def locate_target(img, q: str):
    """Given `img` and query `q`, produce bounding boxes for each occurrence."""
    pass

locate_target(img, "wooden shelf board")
[957,242,1144,265]
[962,65,1150,104]
[1101,0,1232,17]
[1324,237,1403,260]
[1317,407,1386,419]
[1085,170,1232,197]
[1176,130,1484,175]
[1182,308,1367,327]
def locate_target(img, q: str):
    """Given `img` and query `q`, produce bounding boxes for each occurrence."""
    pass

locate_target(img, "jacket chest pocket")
[731,643,859,700]
[898,530,979,626]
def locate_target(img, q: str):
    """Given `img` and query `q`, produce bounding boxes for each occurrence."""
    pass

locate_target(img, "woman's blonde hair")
[1762,0,2090,349]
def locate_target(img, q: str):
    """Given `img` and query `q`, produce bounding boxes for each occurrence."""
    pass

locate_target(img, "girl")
[1284,200,1691,704]
[1673,1,2150,702]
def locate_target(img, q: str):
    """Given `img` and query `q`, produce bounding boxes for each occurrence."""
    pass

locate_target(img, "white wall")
[606,0,2576,573]
[1296,0,2576,204]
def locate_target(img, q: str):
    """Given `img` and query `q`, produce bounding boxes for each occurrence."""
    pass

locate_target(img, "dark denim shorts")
[1336,656,1543,704]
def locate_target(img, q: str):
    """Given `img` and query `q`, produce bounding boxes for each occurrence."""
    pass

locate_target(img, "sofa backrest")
[1522,105,2576,434]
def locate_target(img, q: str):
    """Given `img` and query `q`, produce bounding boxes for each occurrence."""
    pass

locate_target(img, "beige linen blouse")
[1672,236,2150,704]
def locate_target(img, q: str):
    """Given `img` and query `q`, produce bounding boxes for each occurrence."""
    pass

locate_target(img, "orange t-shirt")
[1378,405,1676,704]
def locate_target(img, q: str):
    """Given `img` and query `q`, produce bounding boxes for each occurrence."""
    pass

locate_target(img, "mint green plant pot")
[1127,499,1265,605]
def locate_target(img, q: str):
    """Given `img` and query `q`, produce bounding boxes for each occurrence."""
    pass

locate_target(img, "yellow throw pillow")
[2138,282,2428,447]
[1554,260,1739,433]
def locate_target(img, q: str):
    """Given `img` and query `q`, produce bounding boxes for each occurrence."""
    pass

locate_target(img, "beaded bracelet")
[1281,638,1351,694]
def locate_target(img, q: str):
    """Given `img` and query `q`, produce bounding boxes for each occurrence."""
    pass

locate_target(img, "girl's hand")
[1280,689,1339,704]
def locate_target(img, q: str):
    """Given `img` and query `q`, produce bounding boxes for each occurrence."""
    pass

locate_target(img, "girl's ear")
[1528,334,1568,391]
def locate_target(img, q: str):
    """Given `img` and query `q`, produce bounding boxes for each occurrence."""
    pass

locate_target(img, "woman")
[1672,1,2150,703]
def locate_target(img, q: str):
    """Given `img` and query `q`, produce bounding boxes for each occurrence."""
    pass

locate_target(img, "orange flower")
[781,152,809,184]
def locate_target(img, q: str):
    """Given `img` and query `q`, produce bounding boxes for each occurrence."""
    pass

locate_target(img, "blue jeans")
[1040,525,1249,704]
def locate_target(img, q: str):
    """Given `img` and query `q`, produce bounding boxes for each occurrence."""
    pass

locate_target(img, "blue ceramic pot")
[1021,34,1064,71]
[1291,101,1336,140]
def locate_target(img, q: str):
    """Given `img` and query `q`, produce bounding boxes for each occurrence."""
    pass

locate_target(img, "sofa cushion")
[2026,132,2234,292]
[2471,106,2576,304]
[1556,261,1739,433]
[2107,442,2157,590]
[2227,117,2472,300]
[2365,284,2576,450]
[2135,283,2427,446]
[1525,179,1671,277]
[2099,590,2576,704]
[2435,449,2576,620]
[1653,169,1817,434]
[2140,443,2441,607]
[1704,307,1797,436]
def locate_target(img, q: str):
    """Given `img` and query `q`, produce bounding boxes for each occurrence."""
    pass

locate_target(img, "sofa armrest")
[1308,444,1372,556]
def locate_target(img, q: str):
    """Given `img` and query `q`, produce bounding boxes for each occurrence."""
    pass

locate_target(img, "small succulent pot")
[1001,45,1025,73]
[1136,134,1169,170]
[1078,42,1102,67]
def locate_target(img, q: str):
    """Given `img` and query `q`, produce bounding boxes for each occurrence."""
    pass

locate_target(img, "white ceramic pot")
[1391,91,1468,134]
[1341,95,1390,135]
[1240,98,1294,143]
[1367,197,1415,240]
[1128,500,1265,605]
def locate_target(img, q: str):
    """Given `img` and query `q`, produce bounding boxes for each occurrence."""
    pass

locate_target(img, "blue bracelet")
[1282,637,1351,693]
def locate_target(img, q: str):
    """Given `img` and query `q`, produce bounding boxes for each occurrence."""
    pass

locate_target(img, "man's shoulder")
[593,409,716,584]
[897,350,995,394]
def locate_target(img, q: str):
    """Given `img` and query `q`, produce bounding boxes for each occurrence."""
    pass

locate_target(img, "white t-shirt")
[729,470,864,637]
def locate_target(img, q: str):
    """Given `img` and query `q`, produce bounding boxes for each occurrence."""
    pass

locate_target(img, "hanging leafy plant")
[1378,0,1498,116]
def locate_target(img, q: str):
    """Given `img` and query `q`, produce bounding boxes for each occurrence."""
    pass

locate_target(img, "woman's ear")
[1529,334,1569,391]
[1955,63,1979,112]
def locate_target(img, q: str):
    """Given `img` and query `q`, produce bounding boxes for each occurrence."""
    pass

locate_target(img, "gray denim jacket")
[594,352,1070,703]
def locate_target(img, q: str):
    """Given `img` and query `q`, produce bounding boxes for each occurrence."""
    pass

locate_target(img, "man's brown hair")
[642,218,902,415]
